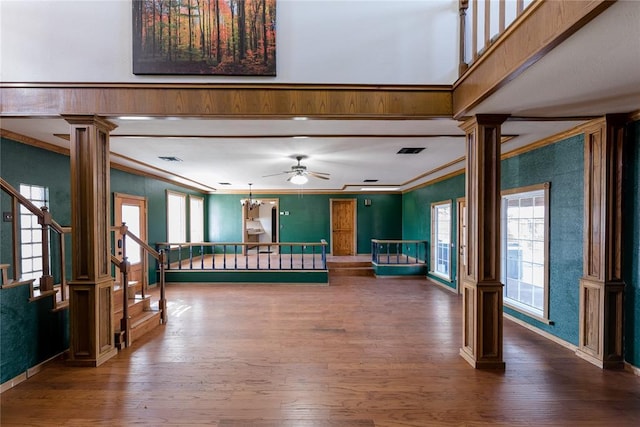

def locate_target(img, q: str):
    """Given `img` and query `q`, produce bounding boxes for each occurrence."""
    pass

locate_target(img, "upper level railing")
[0,177,71,308]
[459,0,536,73]
[371,239,428,265]
[155,240,328,271]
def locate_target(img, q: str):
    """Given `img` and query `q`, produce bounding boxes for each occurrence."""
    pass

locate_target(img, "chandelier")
[240,183,262,209]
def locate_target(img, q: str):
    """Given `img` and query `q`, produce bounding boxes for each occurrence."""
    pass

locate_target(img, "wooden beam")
[0,84,452,118]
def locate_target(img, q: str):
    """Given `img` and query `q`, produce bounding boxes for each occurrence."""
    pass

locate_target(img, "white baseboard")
[503,312,577,352]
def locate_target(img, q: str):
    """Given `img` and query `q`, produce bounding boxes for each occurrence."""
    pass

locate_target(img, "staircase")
[327,260,374,277]
[113,281,162,349]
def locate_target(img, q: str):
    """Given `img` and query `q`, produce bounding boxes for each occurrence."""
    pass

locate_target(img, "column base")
[460,347,506,370]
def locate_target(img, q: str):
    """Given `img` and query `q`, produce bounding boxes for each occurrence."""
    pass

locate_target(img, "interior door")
[456,197,466,294]
[331,199,356,256]
[114,193,148,288]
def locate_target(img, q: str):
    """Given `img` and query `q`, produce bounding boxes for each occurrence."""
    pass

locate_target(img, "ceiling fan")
[263,155,330,184]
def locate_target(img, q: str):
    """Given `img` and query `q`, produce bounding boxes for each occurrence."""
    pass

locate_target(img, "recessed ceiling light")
[292,117,308,121]
[158,156,182,162]
[397,147,425,154]
[293,136,309,139]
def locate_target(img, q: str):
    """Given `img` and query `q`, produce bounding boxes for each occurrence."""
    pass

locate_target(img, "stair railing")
[0,177,70,306]
[111,223,166,348]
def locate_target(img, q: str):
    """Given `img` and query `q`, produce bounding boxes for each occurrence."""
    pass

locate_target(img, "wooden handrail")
[157,241,327,247]
[0,177,66,234]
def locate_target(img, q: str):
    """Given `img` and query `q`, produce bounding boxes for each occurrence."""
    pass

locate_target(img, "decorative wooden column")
[459,114,508,369]
[64,115,118,367]
[576,115,627,369]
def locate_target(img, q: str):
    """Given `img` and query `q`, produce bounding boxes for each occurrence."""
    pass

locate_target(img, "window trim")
[19,183,50,287]
[430,199,453,281]
[166,190,187,246]
[189,195,205,243]
[501,182,550,321]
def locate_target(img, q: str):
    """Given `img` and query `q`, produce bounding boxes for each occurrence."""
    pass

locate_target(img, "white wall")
[0,0,459,84]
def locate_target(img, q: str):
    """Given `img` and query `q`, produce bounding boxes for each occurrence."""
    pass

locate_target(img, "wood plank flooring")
[2,274,639,426]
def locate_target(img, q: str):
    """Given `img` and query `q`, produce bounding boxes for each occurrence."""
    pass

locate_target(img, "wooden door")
[331,199,356,256]
[456,197,466,294]
[114,193,148,288]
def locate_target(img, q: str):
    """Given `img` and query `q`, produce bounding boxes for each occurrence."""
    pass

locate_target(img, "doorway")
[242,199,279,254]
[114,193,148,289]
[330,199,356,256]
[456,197,466,294]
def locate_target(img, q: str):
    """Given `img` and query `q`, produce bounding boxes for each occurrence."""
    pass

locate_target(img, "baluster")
[290,245,293,269]
[301,246,305,270]
[178,245,183,270]
[223,245,227,269]
[200,244,204,269]
[256,244,260,270]
[386,243,390,264]
[212,244,216,269]
[268,245,271,270]
[312,245,316,269]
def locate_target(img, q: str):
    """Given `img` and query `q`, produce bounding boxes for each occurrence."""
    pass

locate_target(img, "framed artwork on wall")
[132,0,276,76]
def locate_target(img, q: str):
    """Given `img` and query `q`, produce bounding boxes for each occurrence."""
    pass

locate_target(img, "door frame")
[241,198,279,254]
[114,192,148,289]
[456,197,466,295]
[329,198,357,256]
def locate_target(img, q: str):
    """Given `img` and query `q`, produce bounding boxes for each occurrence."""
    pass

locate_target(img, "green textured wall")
[624,120,640,367]
[110,169,207,281]
[501,134,584,345]
[208,193,402,253]
[402,174,465,290]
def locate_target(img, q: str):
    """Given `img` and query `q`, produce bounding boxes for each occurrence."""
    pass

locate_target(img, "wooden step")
[129,310,162,343]
[327,260,374,277]
[114,295,151,318]
[114,280,141,298]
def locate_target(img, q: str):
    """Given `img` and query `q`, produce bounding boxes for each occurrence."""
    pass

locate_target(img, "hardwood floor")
[2,274,639,426]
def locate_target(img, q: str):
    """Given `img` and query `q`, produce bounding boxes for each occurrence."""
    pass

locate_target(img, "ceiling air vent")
[218,182,232,186]
[158,156,183,162]
[363,179,378,183]
[397,147,425,154]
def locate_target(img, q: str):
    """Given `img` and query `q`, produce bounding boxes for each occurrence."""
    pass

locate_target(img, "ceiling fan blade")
[308,172,330,180]
[308,170,330,176]
[262,171,293,178]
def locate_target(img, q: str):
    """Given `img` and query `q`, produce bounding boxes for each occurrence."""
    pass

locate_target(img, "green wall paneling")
[402,173,465,291]
[110,169,208,284]
[208,193,402,254]
[0,284,67,384]
[501,134,584,345]
[623,120,640,367]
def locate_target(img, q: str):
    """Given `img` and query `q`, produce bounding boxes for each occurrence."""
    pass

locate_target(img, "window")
[431,200,452,280]
[167,191,186,244]
[190,195,204,243]
[501,184,549,320]
[19,184,49,286]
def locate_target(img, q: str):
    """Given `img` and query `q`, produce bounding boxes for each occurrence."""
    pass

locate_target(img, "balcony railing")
[371,239,428,265]
[155,240,328,271]
[459,0,536,73]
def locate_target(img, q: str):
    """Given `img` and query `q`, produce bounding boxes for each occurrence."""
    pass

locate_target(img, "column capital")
[62,114,118,132]
[459,114,510,132]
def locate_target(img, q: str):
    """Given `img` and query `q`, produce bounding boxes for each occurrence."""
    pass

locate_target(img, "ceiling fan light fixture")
[290,174,308,185]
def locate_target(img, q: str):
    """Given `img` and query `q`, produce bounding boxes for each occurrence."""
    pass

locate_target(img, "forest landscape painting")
[132,0,276,76]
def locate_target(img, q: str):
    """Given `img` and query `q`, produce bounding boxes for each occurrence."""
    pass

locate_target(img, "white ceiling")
[1,1,638,194]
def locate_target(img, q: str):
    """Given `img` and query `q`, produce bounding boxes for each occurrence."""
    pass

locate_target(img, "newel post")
[64,115,118,367]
